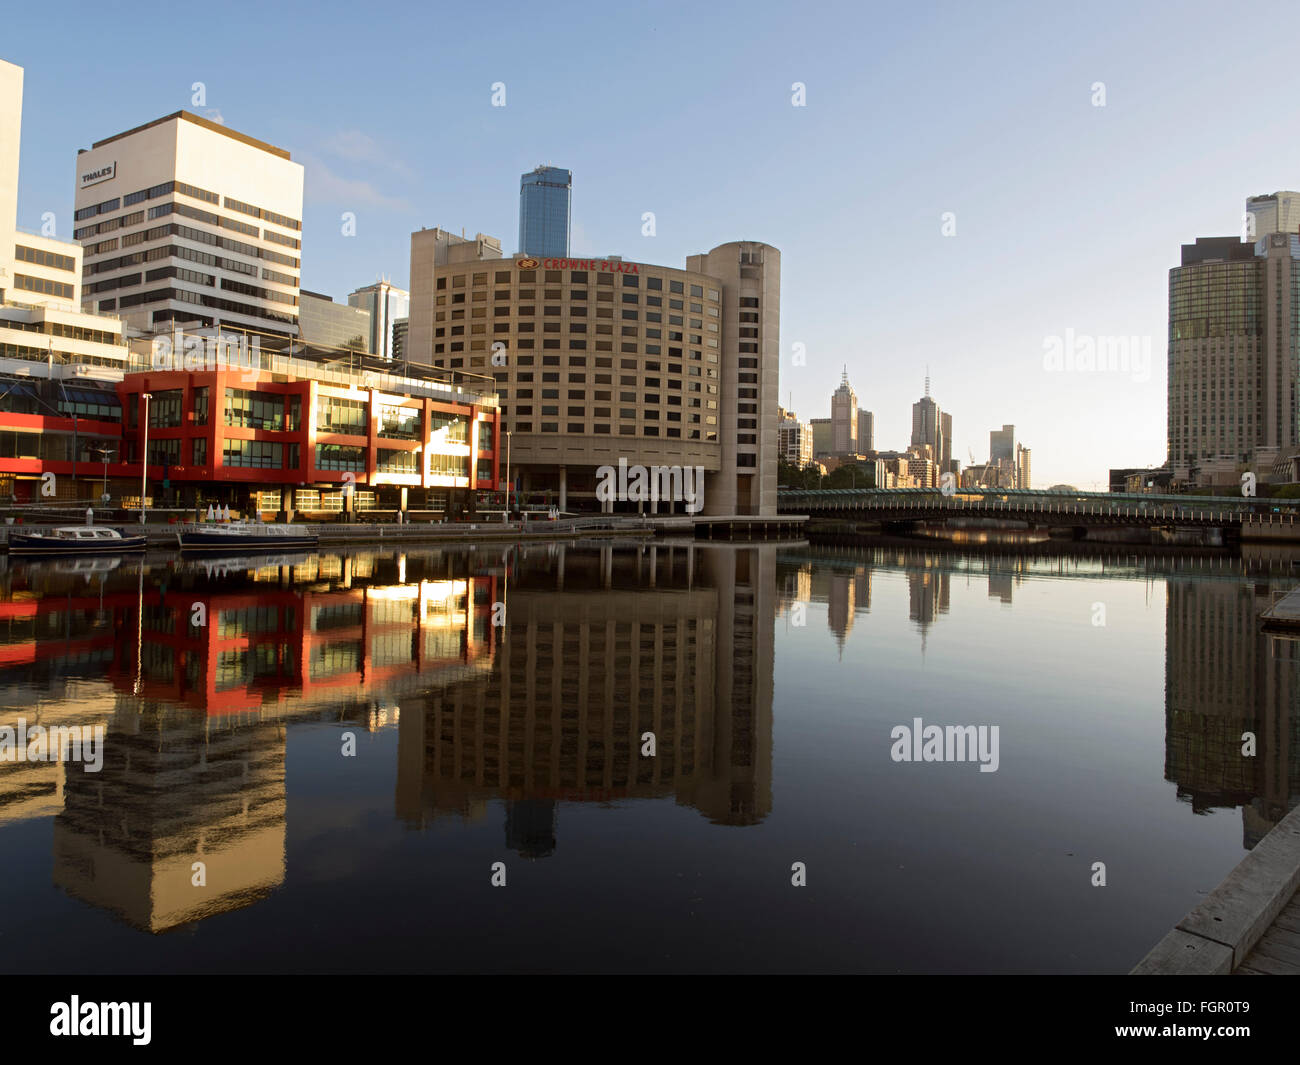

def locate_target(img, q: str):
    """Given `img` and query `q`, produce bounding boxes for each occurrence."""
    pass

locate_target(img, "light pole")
[139,392,152,524]
[504,429,512,523]
[94,444,114,504]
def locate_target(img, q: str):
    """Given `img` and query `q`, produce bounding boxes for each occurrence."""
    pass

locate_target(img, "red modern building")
[0,331,501,518]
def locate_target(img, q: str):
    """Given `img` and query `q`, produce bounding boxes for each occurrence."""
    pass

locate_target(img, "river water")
[0,538,1292,973]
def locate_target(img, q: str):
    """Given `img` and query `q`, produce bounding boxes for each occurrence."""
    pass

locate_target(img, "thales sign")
[80,161,116,188]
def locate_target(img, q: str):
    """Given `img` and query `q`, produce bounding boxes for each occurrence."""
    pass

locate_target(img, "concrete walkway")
[1132,802,1300,974]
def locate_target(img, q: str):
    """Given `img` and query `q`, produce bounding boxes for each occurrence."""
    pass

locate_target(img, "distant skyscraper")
[831,368,858,456]
[911,373,947,465]
[810,417,832,458]
[298,290,370,350]
[779,410,813,466]
[518,165,571,257]
[348,281,409,361]
[391,316,408,364]
[990,424,1016,464]
[1246,192,1300,238]
[857,408,873,452]
[1017,445,1031,490]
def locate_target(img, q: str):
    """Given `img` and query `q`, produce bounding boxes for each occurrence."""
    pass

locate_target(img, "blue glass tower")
[518,166,571,258]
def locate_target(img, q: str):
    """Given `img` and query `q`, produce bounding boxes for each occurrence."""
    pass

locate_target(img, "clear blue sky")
[7,0,1300,487]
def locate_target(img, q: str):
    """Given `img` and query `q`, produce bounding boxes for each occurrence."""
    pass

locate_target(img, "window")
[314,443,366,471]
[379,404,421,440]
[223,439,283,469]
[315,395,368,434]
[377,448,419,474]
[226,388,286,431]
[148,390,184,428]
[147,438,181,465]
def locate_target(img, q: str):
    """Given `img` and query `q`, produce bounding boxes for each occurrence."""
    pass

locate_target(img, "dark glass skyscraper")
[517,165,571,257]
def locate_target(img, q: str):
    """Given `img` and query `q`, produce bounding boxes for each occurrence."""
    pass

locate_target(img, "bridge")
[776,486,1300,534]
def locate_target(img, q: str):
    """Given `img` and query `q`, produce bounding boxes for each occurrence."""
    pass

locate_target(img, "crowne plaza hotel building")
[408,232,780,516]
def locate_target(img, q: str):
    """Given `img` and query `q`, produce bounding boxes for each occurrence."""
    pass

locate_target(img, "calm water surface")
[0,539,1292,973]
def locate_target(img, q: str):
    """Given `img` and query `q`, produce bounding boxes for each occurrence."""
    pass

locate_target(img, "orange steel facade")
[114,368,500,499]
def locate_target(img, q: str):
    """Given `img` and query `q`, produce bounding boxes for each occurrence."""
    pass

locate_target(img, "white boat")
[8,526,147,556]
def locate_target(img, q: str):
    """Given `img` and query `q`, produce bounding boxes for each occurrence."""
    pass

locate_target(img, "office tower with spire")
[830,367,858,456]
[910,372,948,467]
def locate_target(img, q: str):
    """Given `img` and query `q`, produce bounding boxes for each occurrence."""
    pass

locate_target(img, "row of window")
[438,270,720,300]
[12,274,74,300]
[88,221,300,272]
[505,423,717,440]
[15,245,76,272]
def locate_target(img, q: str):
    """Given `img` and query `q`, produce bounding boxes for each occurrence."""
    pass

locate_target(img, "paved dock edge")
[1131,801,1300,974]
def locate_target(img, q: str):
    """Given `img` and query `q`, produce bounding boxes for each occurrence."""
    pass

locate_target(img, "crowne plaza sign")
[517,257,640,274]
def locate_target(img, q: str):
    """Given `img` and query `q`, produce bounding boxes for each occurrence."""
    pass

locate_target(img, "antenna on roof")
[924,366,930,398]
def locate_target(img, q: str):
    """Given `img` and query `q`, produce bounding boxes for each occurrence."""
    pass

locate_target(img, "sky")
[6,0,1300,488]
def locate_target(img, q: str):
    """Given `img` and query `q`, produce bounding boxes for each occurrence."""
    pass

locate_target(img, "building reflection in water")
[0,541,776,929]
[0,551,499,930]
[1165,579,1300,846]
[396,543,776,852]
[779,543,1300,849]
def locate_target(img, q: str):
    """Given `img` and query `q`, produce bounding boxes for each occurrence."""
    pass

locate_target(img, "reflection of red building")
[0,568,499,717]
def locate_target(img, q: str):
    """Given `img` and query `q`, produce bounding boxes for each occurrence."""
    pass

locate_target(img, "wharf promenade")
[1132,802,1300,974]
[0,510,809,550]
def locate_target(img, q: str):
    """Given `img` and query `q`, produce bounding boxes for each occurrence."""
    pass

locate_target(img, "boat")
[7,525,147,556]
[176,521,318,555]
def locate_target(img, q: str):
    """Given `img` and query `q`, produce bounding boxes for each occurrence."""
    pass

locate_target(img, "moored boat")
[7,525,147,556]
[176,521,318,554]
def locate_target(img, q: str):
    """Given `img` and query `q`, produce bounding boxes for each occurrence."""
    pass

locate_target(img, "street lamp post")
[504,430,512,523]
[94,445,114,503]
[140,393,152,525]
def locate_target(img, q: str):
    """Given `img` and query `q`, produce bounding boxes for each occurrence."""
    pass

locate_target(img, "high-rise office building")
[779,410,813,467]
[391,316,408,364]
[1017,444,1031,490]
[831,368,858,456]
[810,417,832,458]
[1168,231,1300,479]
[990,424,1015,464]
[1246,191,1300,239]
[911,375,946,466]
[73,110,304,337]
[406,227,504,362]
[298,290,370,351]
[407,233,781,515]
[517,165,571,258]
[0,59,19,302]
[857,408,873,452]
[348,280,409,361]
